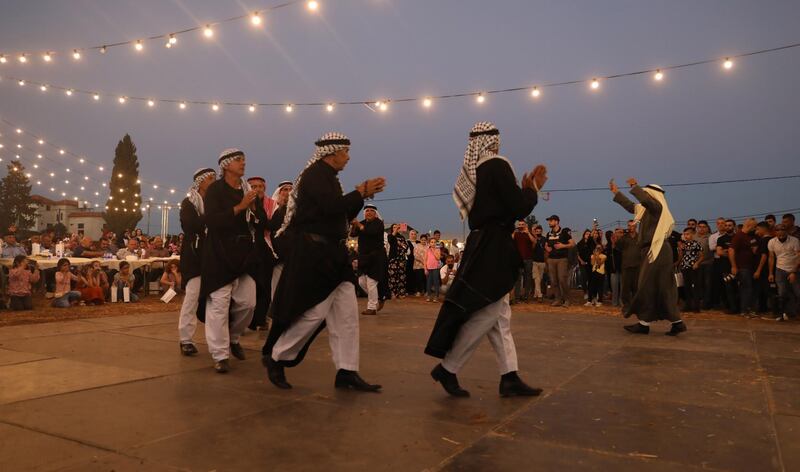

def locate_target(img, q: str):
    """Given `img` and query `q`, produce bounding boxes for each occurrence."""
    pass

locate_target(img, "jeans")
[588,272,604,302]
[546,258,569,303]
[681,267,701,312]
[51,291,81,308]
[738,268,755,313]
[609,272,621,306]
[532,262,546,298]
[426,269,441,299]
[514,259,533,300]
[775,269,800,316]
[698,262,713,309]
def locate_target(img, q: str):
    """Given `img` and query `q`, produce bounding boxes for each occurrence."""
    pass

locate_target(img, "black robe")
[351,218,386,282]
[178,197,205,290]
[263,159,364,365]
[266,206,288,262]
[249,211,278,330]
[425,158,538,358]
[196,179,267,322]
[613,186,679,322]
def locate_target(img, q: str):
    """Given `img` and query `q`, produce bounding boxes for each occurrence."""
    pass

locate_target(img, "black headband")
[469,129,500,138]
[315,138,351,147]
[193,168,215,180]
[645,184,666,194]
[217,150,245,164]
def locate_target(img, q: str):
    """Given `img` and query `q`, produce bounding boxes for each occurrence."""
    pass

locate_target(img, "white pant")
[178,276,200,344]
[205,275,256,362]
[358,275,379,310]
[270,264,284,301]
[532,262,546,298]
[271,281,359,371]
[442,295,518,375]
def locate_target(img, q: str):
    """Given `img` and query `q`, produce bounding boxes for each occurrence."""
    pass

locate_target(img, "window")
[78,223,85,230]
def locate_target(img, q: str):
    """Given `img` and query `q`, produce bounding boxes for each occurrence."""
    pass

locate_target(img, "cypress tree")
[0,160,36,232]
[103,134,142,234]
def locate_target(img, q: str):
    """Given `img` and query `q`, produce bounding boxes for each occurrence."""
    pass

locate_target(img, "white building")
[29,195,107,239]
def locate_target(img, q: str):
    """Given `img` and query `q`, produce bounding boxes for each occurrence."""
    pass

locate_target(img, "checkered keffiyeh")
[453,122,501,220]
[187,167,216,216]
[276,132,351,237]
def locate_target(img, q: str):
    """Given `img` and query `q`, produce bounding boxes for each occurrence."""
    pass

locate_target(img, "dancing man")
[199,149,267,373]
[263,132,385,391]
[425,121,547,398]
[609,178,686,335]
[266,181,293,299]
[246,176,277,331]
[177,167,216,356]
[351,204,386,316]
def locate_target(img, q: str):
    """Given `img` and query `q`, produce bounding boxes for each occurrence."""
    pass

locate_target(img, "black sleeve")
[265,207,285,232]
[180,199,204,235]
[251,197,268,231]
[307,170,365,222]
[488,159,538,219]
[204,184,239,231]
[362,219,384,236]
[612,191,637,214]
[630,185,662,214]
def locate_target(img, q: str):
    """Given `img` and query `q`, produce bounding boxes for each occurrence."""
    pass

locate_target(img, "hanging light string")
[0,1,320,64]
[371,175,800,202]
[0,118,181,203]
[1,41,798,113]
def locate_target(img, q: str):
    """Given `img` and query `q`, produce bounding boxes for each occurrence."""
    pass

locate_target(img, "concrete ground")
[1,297,798,471]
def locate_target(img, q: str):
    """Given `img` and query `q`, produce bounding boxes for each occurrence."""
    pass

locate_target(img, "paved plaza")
[1,298,799,471]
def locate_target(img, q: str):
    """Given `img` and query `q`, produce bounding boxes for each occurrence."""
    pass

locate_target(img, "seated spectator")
[89,260,111,300]
[52,258,82,308]
[40,233,54,252]
[439,255,459,295]
[117,239,140,260]
[97,238,117,257]
[77,265,105,305]
[148,236,170,258]
[72,237,105,258]
[159,260,182,293]
[586,245,606,306]
[8,255,40,310]
[113,261,139,302]
[25,234,42,255]
[2,233,27,258]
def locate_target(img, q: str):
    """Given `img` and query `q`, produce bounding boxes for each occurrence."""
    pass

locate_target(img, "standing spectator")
[586,245,606,306]
[783,214,800,240]
[753,221,772,314]
[708,217,727,308]
[52,259,81,308]
[617,220,642,311]
[424,238,442,302]
[730,218,759,316]
[765,215,777,231]
[439,254,459,295]
[576,230,594,299]
[113,261,139,302]
[387,224,408,299]
[695,220,713,310]
[545,215,574,307]
[678,227,704,312]
[413,234,428,296]
[717,219,737,313]
[687,219,698,230]
[768,224,800,321]
[8,256,39,310]
[531,225,547,302]
[405,229,419,295]
[512,220,535,303]
[606,228,623,307]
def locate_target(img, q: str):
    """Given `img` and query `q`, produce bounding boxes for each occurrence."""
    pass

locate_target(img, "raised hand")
[359,177,387,198]
[532,165,548,190]
[626,177,638,188]
[609,179,619,194]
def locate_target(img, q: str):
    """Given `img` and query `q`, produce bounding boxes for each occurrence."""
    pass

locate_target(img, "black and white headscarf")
[453,121,504,220]
[271,180,293,204]
[188,167,216,216]
[276,133,350,237]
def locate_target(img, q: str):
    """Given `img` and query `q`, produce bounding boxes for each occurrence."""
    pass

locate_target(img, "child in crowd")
[424,238,442,302]
[52,258,82,308]
[89,260,111,301]
[159,260,182,293]
[587,245,607,306]
[78,264,105,305]
[113,261,139,302]
[8,255,40,310]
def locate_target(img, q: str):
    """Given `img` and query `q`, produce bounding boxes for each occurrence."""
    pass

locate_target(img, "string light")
[118,96,126,104]
[65,89,73,96]
[40,84,47,92]
[212,103,220,111]
[285,104,293,113]
[203,26,214,38]
[654,70,664,81]
[590,78,600,90]
[723,58,734,69]
[100,46,107,54]
[134,40,144,52]
[422,97,432,108]
[18,80,24,86]
[18,55,27,64]
[147,99,155,107]
[179,102,187,110]
[0,55,6,64]
[531,87,541,98]
[326,103,334,112]
[93,93,100,101]
[379,101,389,112]
[476,93,485,104]
[307,1,319,12]
[72,50,81,60]
[251,12,262,26]
[249,104,256,113]
[43,52,52,62]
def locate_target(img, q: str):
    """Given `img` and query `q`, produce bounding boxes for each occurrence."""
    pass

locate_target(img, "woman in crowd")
[113,261,139,302]
[78,264,105,305]
[52,258,82,308]
[424,237,442,302]
[586,245,607,306]
[160,260,183,293]
[8,255,40,310]
[387,224,408,299]
[413,234,428,296]
[576,230,595,298]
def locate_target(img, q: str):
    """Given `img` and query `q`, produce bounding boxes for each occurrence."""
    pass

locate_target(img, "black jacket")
[178,197,205,289]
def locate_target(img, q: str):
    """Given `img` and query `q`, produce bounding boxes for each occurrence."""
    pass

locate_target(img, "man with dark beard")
[425,122,547,398]
[263,132,385,392]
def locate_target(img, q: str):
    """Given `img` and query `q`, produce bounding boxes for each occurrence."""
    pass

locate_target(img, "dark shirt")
[513,231,534,260]
[532,237,546,263]
[731,231,756,271]
[352,219,385,256]
[617,233,642,269]
[289,159,363,241]
[467,159,537,231]
[717,233,733,272]
[577,238,595,265]
[547,227,572,259]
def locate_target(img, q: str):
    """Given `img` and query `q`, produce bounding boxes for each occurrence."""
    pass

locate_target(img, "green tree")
[103,134,142,234]
[0,160,36,231]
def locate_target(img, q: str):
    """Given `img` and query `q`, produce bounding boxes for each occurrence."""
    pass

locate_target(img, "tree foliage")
[103,134,143,234]
[0,160,36,232]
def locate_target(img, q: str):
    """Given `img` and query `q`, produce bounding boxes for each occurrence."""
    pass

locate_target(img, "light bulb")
[179,102,187,110]
[18,80,25,86]
[99,166,104,171]
[118,96,126,104]
[100,46,107,54]
[93,93,100,101]
[307,1,319,11]
[38,139,44,144]
[18,54,27,63]
[203,26,214,38]
[16,144,22,148]
[84,176,88,180]
[251,12,262,26]
[153,184,158,189]
[531,87,541,98]
[79,158,85,163]
[723,58,733,69]
[37,154,42,159]
[379,101,388,112]
[165,41,172,49]
[590,78,600,90]
[212,103,220,111]
[422,97,432,108]
[147,100,155,107]
[66,89,73,96]
[326,104,334,112]
[169,35,177,45]
[40,85,48,92]
[117,173,122,178]
[285,104,293,113]
[249,105,256,113]
[170,189,175,194]
[654,70,664,81]
[72,50,81,60]
[0,55,6,63]
[59,149,65,155]
[15,128,21,134]
[134,40,144,52]
[476,94,485,103]
[43,52,52,62]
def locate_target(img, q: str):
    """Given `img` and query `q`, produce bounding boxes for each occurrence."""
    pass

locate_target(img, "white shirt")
[768,236,800,272]
[440,263,459,283]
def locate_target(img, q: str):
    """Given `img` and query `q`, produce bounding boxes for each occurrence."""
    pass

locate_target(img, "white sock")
[638,321,650,326]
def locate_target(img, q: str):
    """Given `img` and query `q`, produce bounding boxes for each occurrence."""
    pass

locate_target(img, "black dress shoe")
[335,369,382,392]
[214,359,231,374]
[430,364,470,397]
[624,323,650,334]
[179,343,198,356]
[665,321,687,336]
[499,372,542,397]
[230,342,246,360]
[262,356,292,389]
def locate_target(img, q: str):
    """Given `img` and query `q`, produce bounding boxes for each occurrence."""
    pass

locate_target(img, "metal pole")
[146,206,151,235]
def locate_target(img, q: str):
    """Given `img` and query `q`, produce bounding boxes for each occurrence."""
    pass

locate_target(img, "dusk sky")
[0,0,798,237]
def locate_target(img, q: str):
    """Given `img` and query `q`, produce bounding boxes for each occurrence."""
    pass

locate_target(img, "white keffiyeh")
[187,167,216,216]
[633,184,675,263]
[453,121,503,220]
[276,132,350,237]
[271,180,293,205]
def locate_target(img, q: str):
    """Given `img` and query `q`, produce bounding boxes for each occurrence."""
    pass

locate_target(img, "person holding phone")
[8,256,40,310]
